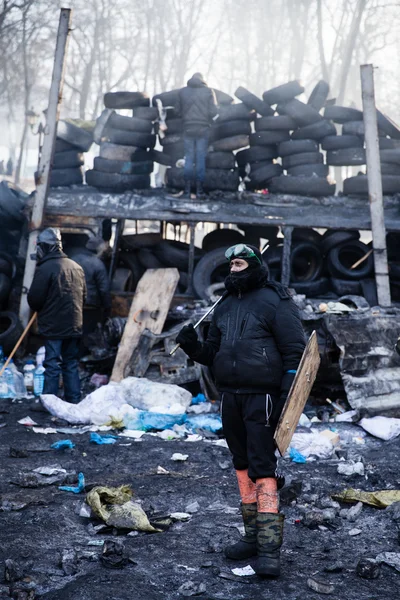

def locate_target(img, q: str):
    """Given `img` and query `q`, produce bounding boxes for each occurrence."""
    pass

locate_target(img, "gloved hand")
[280,371,296,404]
[396,337,400,356]
[176,323,200,355]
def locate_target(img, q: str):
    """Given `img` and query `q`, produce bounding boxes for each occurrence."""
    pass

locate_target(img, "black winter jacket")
[68,248,111,309]
[176,75,218,136]
[28,251,86,339]
[190,283,306,395]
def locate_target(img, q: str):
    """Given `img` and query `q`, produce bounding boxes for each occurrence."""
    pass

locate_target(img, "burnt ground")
[0,399,399,600]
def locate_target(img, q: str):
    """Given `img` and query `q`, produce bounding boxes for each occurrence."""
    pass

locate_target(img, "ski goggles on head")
[225,243,262,264]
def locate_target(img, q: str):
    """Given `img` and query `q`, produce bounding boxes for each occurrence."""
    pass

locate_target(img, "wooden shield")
[274,330,320,456]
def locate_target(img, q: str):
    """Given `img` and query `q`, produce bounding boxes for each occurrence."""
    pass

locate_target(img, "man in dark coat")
[176,72,217,198]
[176,243,306,577]
[27,228,86,403]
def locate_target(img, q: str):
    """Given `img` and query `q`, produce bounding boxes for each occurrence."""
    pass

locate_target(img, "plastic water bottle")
[33,364,45,397]
[8,360,27,399]
[24,360,35,393]
[4,366,15,398]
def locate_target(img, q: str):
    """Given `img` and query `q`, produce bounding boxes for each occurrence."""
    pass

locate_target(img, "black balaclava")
[36,227,63,261]
[224,244,269,294]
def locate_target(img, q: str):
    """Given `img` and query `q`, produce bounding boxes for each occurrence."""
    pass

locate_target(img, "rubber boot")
[254,512,284,577]
[224,503,257,560]
[196,180,205,199]
[183,180,191,199]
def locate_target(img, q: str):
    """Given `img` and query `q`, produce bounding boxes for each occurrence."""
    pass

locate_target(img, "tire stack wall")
[50,120,93,187]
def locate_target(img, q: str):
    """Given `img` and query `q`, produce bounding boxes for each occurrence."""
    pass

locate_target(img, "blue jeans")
[43,338,81,403]
[184,133,209,183]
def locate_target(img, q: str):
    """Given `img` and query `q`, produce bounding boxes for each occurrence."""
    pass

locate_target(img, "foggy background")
[1,0,399,183]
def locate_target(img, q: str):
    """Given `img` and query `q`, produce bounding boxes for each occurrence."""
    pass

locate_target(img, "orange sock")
[236,469,257,504]
[256,477,279,513]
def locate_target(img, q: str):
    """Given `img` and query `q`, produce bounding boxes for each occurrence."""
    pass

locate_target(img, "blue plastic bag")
[59,472,85,494]
[289,448,307,463]
[191,393,207,405]
[51,439,75,450]
[90,432,117,445]
[185,414,222,433]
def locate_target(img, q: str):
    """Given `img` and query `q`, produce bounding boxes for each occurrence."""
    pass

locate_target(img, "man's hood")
[187,73,207,88]
[37,249,67,265]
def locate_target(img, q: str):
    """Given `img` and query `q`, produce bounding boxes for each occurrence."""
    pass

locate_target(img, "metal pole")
[360,64,391,307]
[19,8,72,326]
[185,222,196,295]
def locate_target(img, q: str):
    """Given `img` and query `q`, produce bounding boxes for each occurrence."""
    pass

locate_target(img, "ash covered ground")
[0,400,399,600]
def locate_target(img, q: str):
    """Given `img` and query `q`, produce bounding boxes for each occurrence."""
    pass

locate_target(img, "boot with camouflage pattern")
[224,503,257,560]
[254,512,284,577]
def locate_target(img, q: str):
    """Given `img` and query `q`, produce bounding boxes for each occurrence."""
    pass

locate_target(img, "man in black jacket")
[28,228,86,403]
[176,72,217,198]
[176,243,306,578]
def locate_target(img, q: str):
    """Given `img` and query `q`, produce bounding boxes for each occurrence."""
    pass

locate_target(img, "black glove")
[176,323,200,355]
[280,371,296,403]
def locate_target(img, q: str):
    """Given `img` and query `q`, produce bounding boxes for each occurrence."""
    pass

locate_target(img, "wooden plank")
[110,268,179,382]
[274,331,321,456]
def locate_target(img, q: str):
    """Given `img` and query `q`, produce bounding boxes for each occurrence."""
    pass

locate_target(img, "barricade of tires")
[87,92,156,191]
[50,120,93,187]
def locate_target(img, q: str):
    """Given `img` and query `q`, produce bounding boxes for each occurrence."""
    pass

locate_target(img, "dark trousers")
[184,133,209,183]
[43,338,81,403]
[221,392,285,481]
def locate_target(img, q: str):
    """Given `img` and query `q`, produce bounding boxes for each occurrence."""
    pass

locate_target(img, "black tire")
[307,80,330,111]
[212,135,249,152]
[155,118,183,135]
[132,107,158,121]
[250,131,290,146]
[376,110,400,140]
[212,120,251,141]
[321,230,360,255]
[343,174,400,195]
[0,252,16,279]
[380,163,399,175]
[234,86,274,116]
[163,143,185,160]
[100,143,144,161]
[290,277,330,297]
[291,120,336,141]
[330,278,361,296]
[213,89,234,105]
[379,149,400,165]
[326,148,366,166]
[121,233,162,251]
[108,113,153,133]
[277,99,322,127]
[206,152,236,170]
[239,225,279,245]
[193,247,230,299]
[104,91,149,109]
[0,273,11,303]
[152,149,176,167]
[342,121,385,137]
[389,262,400,280]
[287,163,328,177]
[137,248,164,270]
[246,163,283,186]
[360,279,378,307]
[217,103,255,122]
[56,120,93,152]
[202,229,244,252]
[111,267,135,292]
[292,228,322,245]
[262,80,305,105]
[291,242,323,282]
[278,139,319,157]
[85,169,150,191]
[321,135,363,150]
[269,175,335,197]
[93,157,153,175]
[53,150,84,169]
[166,167,239,192]
[50,167,83,187]
[159,134,184,147]
[387,232,400,261]
[327,241,373,280]
[154,240,203,270]
[0,311,24,355]
[379,138,400,150]
[323,105,363,124]
[282,152,323,169]
[55,138,79,153]
[255,115,297,131]
[93,108,114,144]
[106,129,156,149]
[236,146,278,166]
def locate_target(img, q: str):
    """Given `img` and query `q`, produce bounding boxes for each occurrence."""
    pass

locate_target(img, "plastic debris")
[335,410,358,422]
[347,501,363,522]
[360,416,400,441]
[90,373,108,388]
[32,427,57,434]
[125,411,187,432]
[157,466,169,474]
[60,548,78,576]
[332,488,400,508]
[51,439,75,450]
[289,432,334,459]
[375,552,400,572]
[33,464,67,476]
[59,472,85,493]
[307,577,335,595]
[232,565,255,576]
[185,434,203,442]
[298,413,312,428]
[178,581,206,597]
[171,453,188,462]
[356,557,380,579]
[157,429,180,440]
[101,540,129,569]
[170,512,191,521]
[185,501,200,514]
[289,448,307,463]
[86,485,157,532]
[185,414,222,432]
[119,429,145,439]
[191,393,206,405]
[349,528,362,536]
[89,432,117,445]
[337,461,365,477]
[17,416,38,426]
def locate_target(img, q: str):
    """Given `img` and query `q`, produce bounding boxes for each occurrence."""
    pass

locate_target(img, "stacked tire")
[87,92,155,192]
[50,120,93,187]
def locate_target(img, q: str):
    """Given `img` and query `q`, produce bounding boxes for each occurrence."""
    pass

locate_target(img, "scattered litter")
[211,438,228,448]
[90,373,108,388]
[86,485,157,532]
[360,416,400,441]
[101,539,129,569]
[356,557,380,579]
[90,432,117,445]
[218,461,230,470]
[185,501,200,514]
[9,447,29,458]
[347,501,363,522]
[51,439,75,450]
[289,432,334,459]
[337,461,365,477]
[32,427,58,434]
[375,552,400,572]
[0,500,28,511]
[349,528,362,536]
[206,501,238,515]
[191,394,206,405]
[332,488,400,508]
[119,430,145,439]
[178,581,206,596]
[302,508,337,529]
[218,571,252,584]
[185,434,203,442]
[87,539,104,546]
[10,472,68,488]
[187,403,213,415]
[18,416,38,426]
[232,565,255,576]
[307,577,335,595]
[335,410,358,423]
[298,413,312,428]
[157,466,169,474]
[185,414,222,433]
[171,453,188,462]
[33,464,67,476]
[59,472,85,494]
[170,512,192,521]
[289,448,307,463]
[125,411,187,432]
[59,548,78,576]
[78,503,92,518]
[157,429,181,440]
[320,429,340,446]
